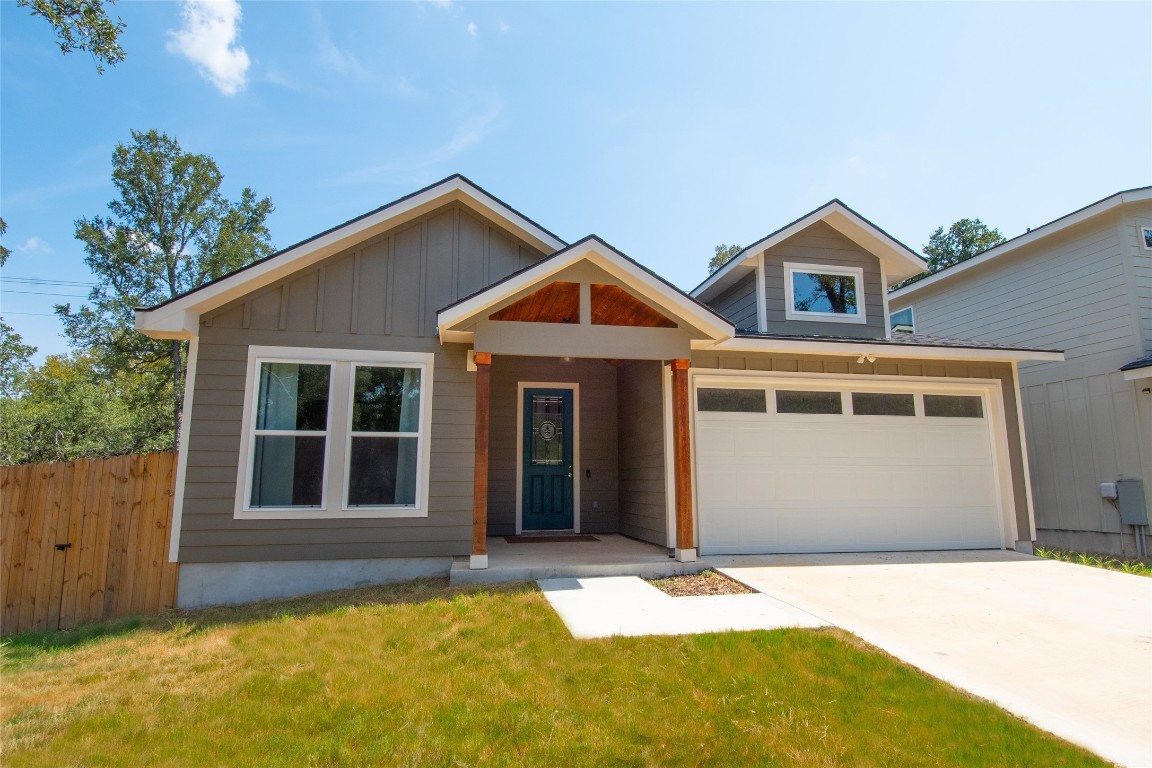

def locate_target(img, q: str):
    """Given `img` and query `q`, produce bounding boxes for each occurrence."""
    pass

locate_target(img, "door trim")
[516,381,581,534]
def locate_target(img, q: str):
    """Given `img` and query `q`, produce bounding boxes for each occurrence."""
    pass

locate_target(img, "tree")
[892,218,1006,291]
[0,218,37,398]
[17,0,126,73]
[0,216,10,266]
[708,243,743,274]
[57,129,274,449]
[0,350,170,465]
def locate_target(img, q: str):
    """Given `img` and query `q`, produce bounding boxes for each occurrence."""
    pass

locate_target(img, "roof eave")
[707,336,1064,362]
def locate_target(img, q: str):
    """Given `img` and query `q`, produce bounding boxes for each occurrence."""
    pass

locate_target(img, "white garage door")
[694,378,1005,555]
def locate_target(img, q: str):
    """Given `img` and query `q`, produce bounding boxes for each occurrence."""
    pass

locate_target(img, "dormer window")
[891,306,915,334]
[783,263,866,324]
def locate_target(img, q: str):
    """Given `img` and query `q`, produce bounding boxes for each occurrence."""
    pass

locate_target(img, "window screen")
[852,392,915,416]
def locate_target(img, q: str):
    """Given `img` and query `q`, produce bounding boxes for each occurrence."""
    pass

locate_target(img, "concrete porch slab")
[449,534,706,585]
[538,575,830,639]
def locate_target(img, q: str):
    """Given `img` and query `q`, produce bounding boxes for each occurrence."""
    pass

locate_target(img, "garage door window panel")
[697,388,767,413]
[776,390,843,415]
[852,392,915,416]
[924,394,984,418]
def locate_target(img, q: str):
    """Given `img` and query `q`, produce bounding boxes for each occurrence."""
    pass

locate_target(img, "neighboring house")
[890,188,1152,556]
[135,176,1060,607]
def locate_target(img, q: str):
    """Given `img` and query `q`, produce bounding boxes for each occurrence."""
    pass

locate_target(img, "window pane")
[776,390,843,414]
[531,395,564,466]
[924,394,983,418]
[256,363,330,431]
[792,271,858,315]
[250,435,325,507]
[890,307,914,333]
[697,388,767,413]
[348,437,418,506]
[1143,227,1152,249]
[852,392,915,416]
[353,366,421,433]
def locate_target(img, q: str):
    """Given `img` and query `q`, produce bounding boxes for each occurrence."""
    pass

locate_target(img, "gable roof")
[437,235,734,343]
[890,186,1152,300]
[691,199,928,303]
[134,174,568,339]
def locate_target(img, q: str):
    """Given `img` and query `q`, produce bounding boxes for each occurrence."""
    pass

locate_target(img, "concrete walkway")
[713,551,1152,768]
[538,575,828,639]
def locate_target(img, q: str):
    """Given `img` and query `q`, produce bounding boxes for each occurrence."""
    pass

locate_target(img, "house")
[135,176,1061,607]
[890,188,1152,557]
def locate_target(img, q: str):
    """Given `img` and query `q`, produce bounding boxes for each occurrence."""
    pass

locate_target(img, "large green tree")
[708,243,743,274]
[17,0,126,73]
[893,218,1006,291]
[0,218,37,398]
[57,129,274,449]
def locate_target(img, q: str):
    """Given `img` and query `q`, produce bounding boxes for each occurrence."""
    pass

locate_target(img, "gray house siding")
[617,360,667,546]
[690,351,1031,540]
[486,356,619,535]
[761,221,885,338]
[890,204,1152,554]
[708,272,758,330]
[179,203,547,563]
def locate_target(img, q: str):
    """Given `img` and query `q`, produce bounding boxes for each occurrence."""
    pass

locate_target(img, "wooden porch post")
[670,358,697,562]
[471,352,492,569]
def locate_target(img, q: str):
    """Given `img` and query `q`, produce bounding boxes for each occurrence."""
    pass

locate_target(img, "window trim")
[235,346,435,520]
[782,262,867,324]
[1141,226,1152,252]
[890,305,915,334]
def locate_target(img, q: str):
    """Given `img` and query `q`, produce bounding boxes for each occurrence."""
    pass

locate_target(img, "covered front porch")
[450,534,707,585]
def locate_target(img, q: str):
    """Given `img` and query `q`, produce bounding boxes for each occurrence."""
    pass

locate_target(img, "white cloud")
[17,237,53,255]
[499,22,510,33]
[467,22,477,37]
[167,0,250,96]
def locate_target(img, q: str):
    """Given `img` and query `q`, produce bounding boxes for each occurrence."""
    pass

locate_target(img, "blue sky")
[2,1,1150,362]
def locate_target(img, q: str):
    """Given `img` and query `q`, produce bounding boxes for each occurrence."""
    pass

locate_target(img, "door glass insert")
[924,394,984,418]
[531,395,565,465]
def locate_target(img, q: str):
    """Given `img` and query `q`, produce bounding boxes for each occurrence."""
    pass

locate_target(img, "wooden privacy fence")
[1,452,179,635]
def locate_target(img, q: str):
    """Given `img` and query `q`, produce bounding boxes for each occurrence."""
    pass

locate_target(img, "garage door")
[694,378,1005,555]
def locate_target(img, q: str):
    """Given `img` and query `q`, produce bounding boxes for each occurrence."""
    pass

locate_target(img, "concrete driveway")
[711,550,1152,768]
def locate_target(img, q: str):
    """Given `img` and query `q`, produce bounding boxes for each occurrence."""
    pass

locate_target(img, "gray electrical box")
[1116,479,1148,526]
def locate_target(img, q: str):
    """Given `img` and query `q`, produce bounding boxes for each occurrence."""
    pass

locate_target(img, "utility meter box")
[1116,479,1148,526]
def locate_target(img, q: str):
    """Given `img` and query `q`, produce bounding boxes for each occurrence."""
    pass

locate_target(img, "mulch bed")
[646,569,756,597]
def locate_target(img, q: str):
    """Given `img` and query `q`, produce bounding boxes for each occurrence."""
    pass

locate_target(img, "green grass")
[2,578,1107,767]
[1035,545,1152,577]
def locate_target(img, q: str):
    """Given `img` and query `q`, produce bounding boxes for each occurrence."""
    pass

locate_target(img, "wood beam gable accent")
[591,284,677,328]
[670,359,696,560]
[471,352,492,569]
[489,281,580,324]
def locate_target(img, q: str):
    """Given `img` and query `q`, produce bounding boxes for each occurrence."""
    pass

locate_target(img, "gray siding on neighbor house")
[690,351,1031,541]
[179,203,548,564]
[486,356,619,535]
[617,360,667,546]
[889,205,1152,552]
[762,221,886,339]
[708,272,758,330]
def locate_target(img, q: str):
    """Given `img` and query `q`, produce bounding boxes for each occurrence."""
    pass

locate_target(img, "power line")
[2,276,96,287]
[1,311,59,317]
[1,289,90,298]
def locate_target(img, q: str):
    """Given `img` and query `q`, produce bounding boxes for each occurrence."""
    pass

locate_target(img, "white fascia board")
[707,336,1064,362]
[693,201,926,302]
[1123,366,1152,381]
[135,177,567,339]
[891,187,1152,301]
[437,241,734,341]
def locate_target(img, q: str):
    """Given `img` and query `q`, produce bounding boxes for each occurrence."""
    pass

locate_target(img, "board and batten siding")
[708,272,758,331]
[179,203,547,563]
[486,356,619,535]
[761,221,886,338]
[889,205,1152,552]
[690,351,1032,540]
[617,360,667,546]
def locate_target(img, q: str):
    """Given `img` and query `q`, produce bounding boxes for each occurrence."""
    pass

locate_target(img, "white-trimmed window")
[1141,226,1152,251]
[890,306,915,334]
[236,346,434,519]
[783,262,866,324]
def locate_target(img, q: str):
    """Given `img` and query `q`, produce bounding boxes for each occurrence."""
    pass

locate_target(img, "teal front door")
[522,388,574,531]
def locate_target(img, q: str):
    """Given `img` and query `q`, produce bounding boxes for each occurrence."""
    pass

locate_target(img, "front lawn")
[2,578,1106,767]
